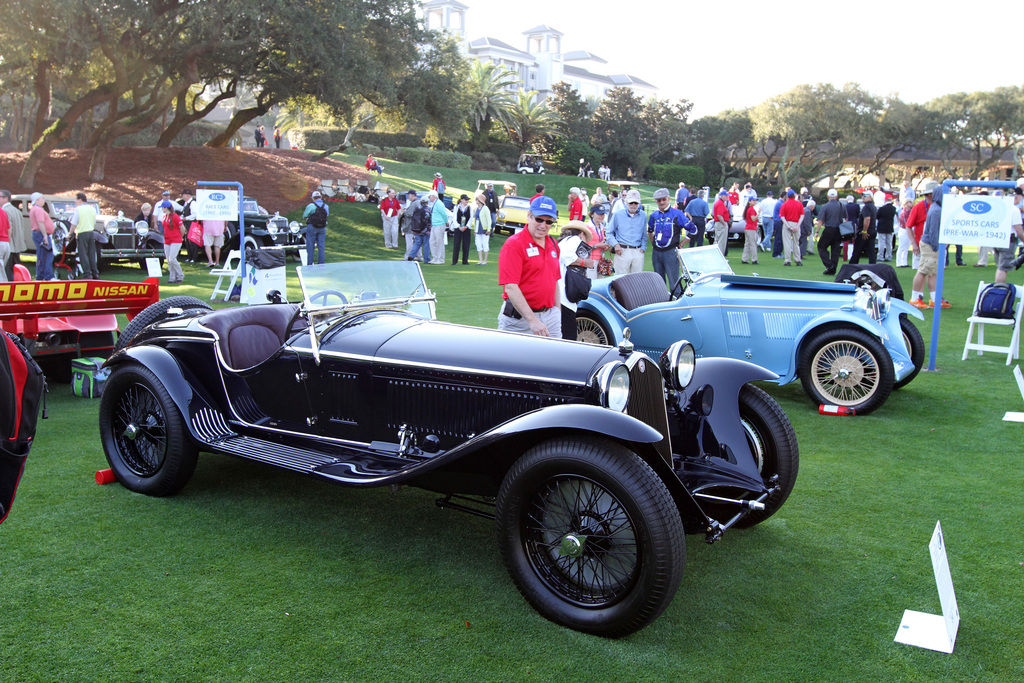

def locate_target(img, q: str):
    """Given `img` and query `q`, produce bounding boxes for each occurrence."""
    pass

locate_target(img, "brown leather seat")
[609,272,670,311]
[200,304,299,370]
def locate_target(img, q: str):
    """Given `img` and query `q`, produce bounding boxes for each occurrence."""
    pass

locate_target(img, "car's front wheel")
[894,313,924,390]
[575,313,611,346]
[496,437,685,637]
[732,384,799,528]
[99,362,198,496]
[798,326,894,415]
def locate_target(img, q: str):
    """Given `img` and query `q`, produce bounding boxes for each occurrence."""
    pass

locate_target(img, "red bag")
[187,222,204,246]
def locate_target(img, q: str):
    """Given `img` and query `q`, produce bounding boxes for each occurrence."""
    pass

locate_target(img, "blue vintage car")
[576,246,925,415]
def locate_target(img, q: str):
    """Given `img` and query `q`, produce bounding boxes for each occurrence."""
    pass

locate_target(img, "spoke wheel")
[575,314,610,346]
[525,475,639,607]
[799,327,894,415]
[496,437,685,637]
[99,362,198,496]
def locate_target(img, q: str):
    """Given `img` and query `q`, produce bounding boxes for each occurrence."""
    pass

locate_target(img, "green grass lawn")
[2,163,1024,681]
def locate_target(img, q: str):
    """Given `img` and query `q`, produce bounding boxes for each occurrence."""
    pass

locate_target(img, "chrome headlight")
[852,286,890,321]
[594,361,630,412]
[498,210,506,220]
[268,223,279,235]
[106,220,119,235]
[289,221,301,234]
[873,288,891,321]
[134,221,150,237]
[659,340,696,391]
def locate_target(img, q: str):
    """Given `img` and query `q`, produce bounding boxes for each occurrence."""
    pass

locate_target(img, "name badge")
[526,246,539,257]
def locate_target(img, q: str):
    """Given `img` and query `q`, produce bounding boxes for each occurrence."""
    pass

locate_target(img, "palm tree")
[466,61,519,149]
[507,89,561,153]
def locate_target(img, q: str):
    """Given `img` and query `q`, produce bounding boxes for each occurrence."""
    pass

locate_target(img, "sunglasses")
[535,217,555,225]
[628,202,640,206]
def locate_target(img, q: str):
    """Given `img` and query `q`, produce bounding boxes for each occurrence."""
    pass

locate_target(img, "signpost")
[894,521,960,654]
[928,180,1017,371]
[197,181,246,283]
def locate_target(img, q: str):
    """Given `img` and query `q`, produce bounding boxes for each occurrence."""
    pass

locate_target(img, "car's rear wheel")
[798,326,894,415]
[894,313,924,390]
[496,437,685,638]
[99,362,197,496]
[114,296,212,354]
[575,313,611,346]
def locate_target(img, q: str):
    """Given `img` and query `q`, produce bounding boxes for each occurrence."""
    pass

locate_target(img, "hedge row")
[647,164,705,188]
[382,147,472,170]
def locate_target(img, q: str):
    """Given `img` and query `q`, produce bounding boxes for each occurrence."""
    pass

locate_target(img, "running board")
[209,434,340,473]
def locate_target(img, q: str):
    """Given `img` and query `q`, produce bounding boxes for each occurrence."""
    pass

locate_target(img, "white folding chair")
[318,180,336,198]
[210,249,242,301]
[962,281,1024,365]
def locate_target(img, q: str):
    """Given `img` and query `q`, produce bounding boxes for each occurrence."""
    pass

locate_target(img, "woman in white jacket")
[471,193,493,265]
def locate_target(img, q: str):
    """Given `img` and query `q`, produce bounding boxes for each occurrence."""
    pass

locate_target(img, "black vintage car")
[98,261,799,637]
[224,197,305,259]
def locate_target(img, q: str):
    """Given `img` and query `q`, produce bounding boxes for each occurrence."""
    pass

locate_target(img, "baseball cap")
[30,192,43,203]
[181,189,193,195]
[653,188,671,200]
[529,195,558,218]
[827,189,838,198]
[787,189,796,198]
[626,189,642,204]
[311,190,322,198]
[459,194,469,201]
[765,191,773,197]
[161,190,171,196]
[718,190,729,197]
[590,204,607,215]
[920,181,937,195]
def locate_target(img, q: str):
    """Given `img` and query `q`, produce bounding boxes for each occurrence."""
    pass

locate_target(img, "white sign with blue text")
[940,195,1013,248]
[196,189,239,221]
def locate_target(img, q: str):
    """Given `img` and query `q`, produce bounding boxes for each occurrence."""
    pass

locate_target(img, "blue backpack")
[975,283,1016,319]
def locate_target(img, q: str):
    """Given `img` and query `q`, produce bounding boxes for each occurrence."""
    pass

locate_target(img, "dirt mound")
[0,147,370,215]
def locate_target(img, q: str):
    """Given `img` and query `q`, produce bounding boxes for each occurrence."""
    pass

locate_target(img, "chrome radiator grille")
[624,354,672,465]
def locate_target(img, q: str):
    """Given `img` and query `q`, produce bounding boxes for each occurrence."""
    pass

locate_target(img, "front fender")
[891,298,925,321]
[106,346,218,433]
[577,288,628,339]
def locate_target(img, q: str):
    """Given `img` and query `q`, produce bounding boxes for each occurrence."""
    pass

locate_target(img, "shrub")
[352,131,422,148]
[551,140,603,175]
[647,164,705,188]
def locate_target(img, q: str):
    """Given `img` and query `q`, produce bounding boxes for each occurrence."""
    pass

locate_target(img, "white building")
[421,0,657,102]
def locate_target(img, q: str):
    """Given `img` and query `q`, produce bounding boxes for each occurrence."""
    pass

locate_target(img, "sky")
[452,0,1020,118]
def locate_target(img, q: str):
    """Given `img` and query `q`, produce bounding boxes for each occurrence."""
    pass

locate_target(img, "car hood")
[324,311,621,385]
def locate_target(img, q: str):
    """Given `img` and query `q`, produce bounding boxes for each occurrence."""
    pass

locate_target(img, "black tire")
[495,437,685,638]
[575,313,611,346]
[732,385,799,529]
[243,235,260,253]
[798,326,894,415]
[894,313,924,390]
[99,362,198,496]
[114,296,212,354]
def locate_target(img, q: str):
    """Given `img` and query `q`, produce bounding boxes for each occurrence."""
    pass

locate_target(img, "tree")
[925,87,1024,178]
[590,87,692,178]
[505,89,560,153]
[751,83,880,188]
[547,81,592,146]
[691,110,756,187]
[464,61,518,150]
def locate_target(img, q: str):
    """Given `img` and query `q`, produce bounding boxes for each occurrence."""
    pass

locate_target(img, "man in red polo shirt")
[568,187,583,221]
[779,189,805,266]
[712,190,732,256]
[905,182,934,271]
[498,195,562,337]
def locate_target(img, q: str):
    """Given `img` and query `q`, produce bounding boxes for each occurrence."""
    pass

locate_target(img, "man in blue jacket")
[648,188,695,290]
[302,190,330,264]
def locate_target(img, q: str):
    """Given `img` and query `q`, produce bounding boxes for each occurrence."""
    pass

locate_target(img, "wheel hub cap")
[828,358,863,387]
[559,533,587,558]
[123,423,139,441]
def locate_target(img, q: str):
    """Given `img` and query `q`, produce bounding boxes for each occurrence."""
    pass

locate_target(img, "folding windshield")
[678,245,734,281]
[297,260,436,361]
